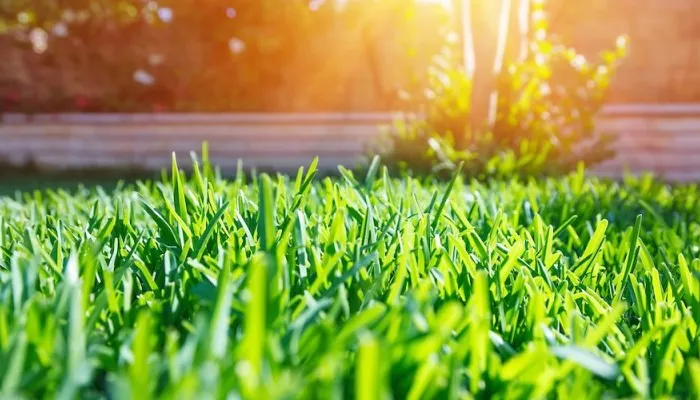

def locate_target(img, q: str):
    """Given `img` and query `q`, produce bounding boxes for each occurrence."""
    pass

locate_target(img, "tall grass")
[0,153,698,399]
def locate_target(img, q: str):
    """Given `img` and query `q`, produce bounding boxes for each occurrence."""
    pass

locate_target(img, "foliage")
[1,0,326,111]
[380,0,628,179]
[0,0,445,112]
[0,152,699,398]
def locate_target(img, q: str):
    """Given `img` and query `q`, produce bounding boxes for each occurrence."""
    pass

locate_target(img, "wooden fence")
[1,104,700,181]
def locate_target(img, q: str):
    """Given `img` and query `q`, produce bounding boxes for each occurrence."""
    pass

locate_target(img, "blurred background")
[1,0,699,189]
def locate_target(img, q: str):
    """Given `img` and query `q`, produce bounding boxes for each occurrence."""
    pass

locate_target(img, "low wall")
[0,113,385,174]
[593,104,700,182]
[1,104,700,181]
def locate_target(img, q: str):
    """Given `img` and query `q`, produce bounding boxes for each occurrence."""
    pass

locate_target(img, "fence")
[1,104,700,181]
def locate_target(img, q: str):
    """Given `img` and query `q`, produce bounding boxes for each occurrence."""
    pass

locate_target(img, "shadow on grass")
[0,160,160,196]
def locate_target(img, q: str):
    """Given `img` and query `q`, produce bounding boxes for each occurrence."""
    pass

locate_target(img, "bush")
[379,0,628,179]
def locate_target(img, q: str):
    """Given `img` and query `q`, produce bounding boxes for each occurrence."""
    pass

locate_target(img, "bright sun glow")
[419,0,452,8]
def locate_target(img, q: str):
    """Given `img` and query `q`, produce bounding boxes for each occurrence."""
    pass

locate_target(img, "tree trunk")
[453,0,530,148]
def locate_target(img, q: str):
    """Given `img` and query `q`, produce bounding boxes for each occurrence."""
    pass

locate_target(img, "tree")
[381,0,628,178]
[452,0,530,148]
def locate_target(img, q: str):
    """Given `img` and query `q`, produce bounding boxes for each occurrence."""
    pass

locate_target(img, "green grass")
[0,153,699,399]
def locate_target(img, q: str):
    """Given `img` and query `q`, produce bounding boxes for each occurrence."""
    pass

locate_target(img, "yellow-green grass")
[0,153,698,399]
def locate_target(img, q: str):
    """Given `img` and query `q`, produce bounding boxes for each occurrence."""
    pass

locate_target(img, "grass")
[0,163,157,196]
[0,152,699,399]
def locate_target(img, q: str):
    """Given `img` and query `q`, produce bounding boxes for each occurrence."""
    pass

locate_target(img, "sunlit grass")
[0,151,698,398]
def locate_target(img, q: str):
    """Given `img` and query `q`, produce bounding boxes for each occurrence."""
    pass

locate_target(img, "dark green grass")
[0,166,154,196]
[0,154,699,399]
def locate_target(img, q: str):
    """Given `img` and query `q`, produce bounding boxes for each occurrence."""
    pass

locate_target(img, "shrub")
[379,0,628,179]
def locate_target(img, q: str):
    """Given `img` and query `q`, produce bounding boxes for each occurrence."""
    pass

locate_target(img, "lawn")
[0,155,698,399]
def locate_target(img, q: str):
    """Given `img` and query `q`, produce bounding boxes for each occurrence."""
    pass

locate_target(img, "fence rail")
[2,104,700,181]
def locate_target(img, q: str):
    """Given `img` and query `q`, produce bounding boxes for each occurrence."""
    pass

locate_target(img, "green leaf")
[194,201,230,259]
[550,345,620,380]
[356,332,382,400]
[258,174,276,252]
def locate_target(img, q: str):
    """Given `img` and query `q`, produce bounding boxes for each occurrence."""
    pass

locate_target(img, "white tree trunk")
[455,0,530,144]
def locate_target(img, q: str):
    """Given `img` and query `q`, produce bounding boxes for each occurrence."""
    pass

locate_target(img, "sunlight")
[419,0,452,9]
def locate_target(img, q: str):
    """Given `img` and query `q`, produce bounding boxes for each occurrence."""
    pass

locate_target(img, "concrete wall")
[2,105,700,181]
